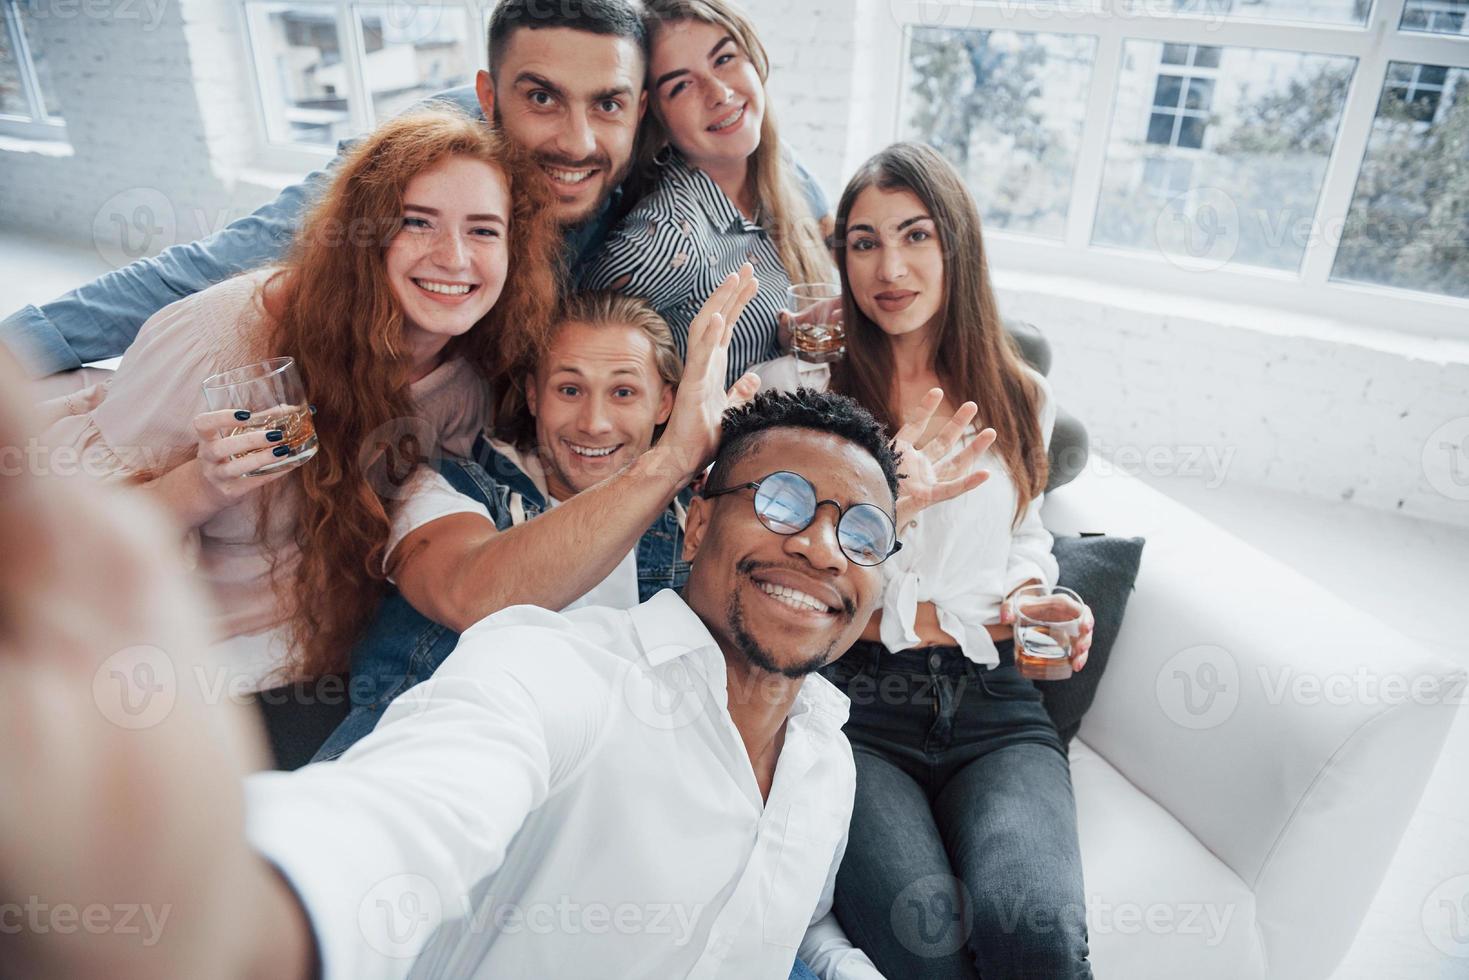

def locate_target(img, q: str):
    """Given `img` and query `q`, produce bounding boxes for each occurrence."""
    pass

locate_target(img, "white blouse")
[754,356,1059,666]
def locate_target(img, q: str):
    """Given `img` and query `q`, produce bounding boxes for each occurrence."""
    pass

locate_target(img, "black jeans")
[822,640,1091,979]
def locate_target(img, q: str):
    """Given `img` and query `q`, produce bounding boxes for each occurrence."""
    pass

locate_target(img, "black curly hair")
[707,388,901,505]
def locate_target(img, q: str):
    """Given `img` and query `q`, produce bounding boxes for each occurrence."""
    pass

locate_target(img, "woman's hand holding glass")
[1000,583,1096,673]
[891,387,997,527]
[188,408,298,508]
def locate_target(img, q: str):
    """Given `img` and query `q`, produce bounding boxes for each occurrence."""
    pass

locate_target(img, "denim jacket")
[0,86,619,377]
[312,434,691,761]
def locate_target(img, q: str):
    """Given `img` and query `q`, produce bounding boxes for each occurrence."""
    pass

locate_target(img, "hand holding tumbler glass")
[200,357,318,478]
[1009,584,1086,681]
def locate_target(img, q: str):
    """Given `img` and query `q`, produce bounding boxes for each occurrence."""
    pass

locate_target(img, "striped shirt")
[579,148,831,389]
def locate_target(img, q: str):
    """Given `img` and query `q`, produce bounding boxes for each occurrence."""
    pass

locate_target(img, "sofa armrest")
[1044,462,1465,980]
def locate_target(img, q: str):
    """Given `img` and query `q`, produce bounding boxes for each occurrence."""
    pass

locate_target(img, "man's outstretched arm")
[1,86,489,380]
[0,344,617,980]
[0,164,334,378]
[392,267,761,631]
[0,345,312,980]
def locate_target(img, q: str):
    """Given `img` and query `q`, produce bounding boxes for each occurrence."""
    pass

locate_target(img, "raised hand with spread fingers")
[891,386,998,527]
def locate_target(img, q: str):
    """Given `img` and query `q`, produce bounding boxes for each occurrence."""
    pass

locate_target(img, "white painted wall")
[1,0,1465,529]
[0,0,269,256]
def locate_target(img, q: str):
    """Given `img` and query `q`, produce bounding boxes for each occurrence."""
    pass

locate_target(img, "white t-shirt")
[383,458,642,612]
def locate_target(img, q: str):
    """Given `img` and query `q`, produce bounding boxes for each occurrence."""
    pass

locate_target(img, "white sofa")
[1041,461,1465,979]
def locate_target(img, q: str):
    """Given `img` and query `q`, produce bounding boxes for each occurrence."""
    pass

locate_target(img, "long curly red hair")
[264,108,561,680]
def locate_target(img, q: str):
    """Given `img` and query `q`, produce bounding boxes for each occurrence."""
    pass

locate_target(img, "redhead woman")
[38,109,560,693]
[759,142,1096,978]
[581,0,834,385]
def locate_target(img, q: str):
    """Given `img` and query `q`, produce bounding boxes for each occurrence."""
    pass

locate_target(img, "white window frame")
[872,0,1469,338]
[0,0,67,142]
[235,0,489,174]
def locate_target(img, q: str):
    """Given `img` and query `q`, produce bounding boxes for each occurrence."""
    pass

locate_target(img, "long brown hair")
[266,108,561,680]
[635,0,831,285]
[829,142,1047,525]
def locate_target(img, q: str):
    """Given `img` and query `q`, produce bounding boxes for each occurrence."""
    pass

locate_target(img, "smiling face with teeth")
[525,318,675,501]
[682,428,889,680]
[384,156,511,375]
[650,19,766,179]
[476,28,646,227]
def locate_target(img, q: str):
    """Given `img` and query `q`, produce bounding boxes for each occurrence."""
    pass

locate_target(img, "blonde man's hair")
[494,291,682,450]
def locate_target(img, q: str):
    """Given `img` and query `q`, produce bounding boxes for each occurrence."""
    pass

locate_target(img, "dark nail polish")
[272,446,291,457]
[266,429,284,442]
[234,410,251,421]
[308,404,317,415]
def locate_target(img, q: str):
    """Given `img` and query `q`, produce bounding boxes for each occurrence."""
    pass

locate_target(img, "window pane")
[1121,0,1369,26]
[1193,46,1222,70]
[15,3,60,119]
[1092,42,1354,273]
[0,13,25,117]
[245,3,354,147]
[1154,74,1184,108]
[356,5,473,124]
[901,28,1097,239]
[1146,112,1176,144]
[1331,65,1469,299]
[1399,0,1468,35]
[1185,78,1214,109]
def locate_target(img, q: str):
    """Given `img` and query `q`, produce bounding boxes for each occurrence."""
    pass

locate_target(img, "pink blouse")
[40,267,493,645]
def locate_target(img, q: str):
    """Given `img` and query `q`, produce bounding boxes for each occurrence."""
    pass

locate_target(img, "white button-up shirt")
[244,590,883,980]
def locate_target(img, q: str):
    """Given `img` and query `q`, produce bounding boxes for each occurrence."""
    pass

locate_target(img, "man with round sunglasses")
[701,470,903,568]
[1,379,1003,980]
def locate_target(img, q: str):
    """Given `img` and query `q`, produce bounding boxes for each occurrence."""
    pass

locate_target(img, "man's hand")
[892,387,997,527]
[655,264,761,485]
[0,350,301,980]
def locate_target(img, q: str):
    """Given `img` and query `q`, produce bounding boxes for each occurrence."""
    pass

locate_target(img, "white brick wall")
[1,0,1464,530]
[0,1,273,256]
[739,0,863,202]
[1000,274,1469,529]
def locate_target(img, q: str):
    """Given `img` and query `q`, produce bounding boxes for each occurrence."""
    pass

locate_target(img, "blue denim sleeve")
[0,159,337,377]
[788,146,832,222]
[0,86,490,378]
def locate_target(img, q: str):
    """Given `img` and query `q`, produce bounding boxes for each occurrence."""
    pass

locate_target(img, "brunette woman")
[759,141,1096,979]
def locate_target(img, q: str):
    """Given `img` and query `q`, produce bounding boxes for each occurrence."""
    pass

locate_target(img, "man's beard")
[492,105,628,226]
[725,562,846,680]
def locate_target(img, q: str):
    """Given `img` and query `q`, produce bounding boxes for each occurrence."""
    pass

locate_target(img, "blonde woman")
[581,0,834,385]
